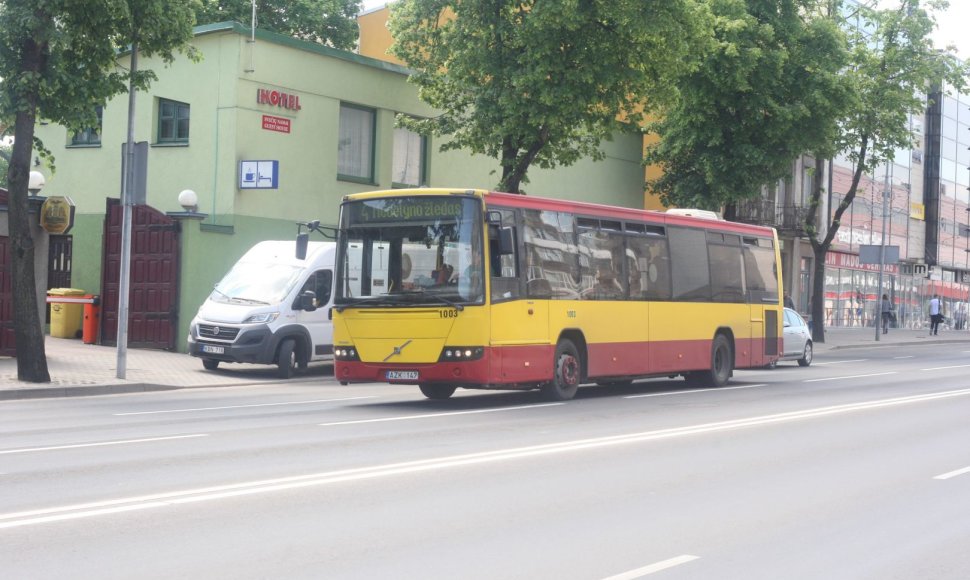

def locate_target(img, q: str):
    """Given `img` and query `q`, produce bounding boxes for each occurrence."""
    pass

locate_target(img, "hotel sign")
[256,88,302,111]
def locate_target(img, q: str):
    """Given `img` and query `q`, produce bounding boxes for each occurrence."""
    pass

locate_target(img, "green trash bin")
[48,288,86,338]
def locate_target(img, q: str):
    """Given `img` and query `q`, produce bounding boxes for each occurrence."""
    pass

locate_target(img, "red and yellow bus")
[332,188,782,400]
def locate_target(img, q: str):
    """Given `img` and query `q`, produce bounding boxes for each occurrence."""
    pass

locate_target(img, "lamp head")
[178,189,198,212]
[28,171,45,195]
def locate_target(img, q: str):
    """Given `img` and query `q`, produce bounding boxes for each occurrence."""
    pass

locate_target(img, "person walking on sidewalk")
[929,294,943,335]
[881,294,893,334]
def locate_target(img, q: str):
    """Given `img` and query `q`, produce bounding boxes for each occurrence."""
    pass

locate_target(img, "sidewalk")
[2,327,970,400]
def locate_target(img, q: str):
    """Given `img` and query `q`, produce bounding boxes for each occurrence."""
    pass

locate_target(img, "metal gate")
[101,199,180,349]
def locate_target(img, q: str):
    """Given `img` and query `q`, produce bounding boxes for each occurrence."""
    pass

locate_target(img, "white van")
[188,241,335,378]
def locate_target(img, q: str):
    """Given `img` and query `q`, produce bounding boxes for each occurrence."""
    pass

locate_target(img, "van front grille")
[198,324,240,341]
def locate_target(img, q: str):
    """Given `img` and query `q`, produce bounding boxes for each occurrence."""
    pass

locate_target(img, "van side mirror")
[296,233,309,260]
[299,290,317,311]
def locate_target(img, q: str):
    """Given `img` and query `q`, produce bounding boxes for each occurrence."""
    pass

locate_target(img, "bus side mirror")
[296,233,309,260]
[498,227,515,255]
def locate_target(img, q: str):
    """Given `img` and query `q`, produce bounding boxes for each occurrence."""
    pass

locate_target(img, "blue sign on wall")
[239,160,280,189]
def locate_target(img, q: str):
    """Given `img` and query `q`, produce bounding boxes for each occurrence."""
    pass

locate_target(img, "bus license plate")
[202,345,225,354]
[386,370,418,380]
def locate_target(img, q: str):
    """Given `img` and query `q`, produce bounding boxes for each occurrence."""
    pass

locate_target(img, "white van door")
[295,269,334,360]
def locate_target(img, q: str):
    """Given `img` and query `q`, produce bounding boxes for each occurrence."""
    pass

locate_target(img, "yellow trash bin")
[48,288,86,338]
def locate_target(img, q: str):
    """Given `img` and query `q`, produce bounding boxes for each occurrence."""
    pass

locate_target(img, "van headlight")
[243,312,279,324]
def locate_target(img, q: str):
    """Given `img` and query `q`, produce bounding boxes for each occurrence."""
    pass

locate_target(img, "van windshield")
[211,262,304,305]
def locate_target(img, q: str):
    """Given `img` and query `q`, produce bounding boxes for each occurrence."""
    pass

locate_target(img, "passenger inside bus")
[586,268,623,300]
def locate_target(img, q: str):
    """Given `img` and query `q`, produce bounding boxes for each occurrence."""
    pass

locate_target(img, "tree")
[389,0,714,194]
[645,0,852,210]
[195,0,360,50]
[0,0,197,381]
[803,0,969,342]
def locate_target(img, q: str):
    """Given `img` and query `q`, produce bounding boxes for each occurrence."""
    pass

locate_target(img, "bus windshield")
[336,196,485,306]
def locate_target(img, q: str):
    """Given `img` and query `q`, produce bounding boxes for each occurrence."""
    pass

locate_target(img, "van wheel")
[541,340,581,401]
[277,339,297,379]
[686,334,733,387]
[419,384,457,400]
[202,359,219,371]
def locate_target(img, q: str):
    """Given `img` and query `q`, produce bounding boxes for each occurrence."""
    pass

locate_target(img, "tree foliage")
[802,0,969,341]
[0,0,198,381]
[645,0,852,210]
[389,0,714,193]
[195,0,360,50]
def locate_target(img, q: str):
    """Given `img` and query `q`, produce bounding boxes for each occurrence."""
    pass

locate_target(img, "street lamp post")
[875,167,891,341]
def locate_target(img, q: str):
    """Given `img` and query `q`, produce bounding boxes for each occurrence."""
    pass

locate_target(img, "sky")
[359,0,968,60]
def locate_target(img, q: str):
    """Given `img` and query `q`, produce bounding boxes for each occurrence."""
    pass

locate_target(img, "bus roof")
[341,187,777,238]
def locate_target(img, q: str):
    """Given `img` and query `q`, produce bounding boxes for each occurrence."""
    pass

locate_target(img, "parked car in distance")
[767,307,813,368]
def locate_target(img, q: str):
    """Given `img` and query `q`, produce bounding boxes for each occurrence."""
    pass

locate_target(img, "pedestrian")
[880,293,893,334]
[784,292,795,309]
[929,294,942,335]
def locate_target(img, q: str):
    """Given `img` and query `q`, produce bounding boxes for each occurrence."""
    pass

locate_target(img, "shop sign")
[256,88,302,111]
[39,196,76,234]
[826,251,898,275]
[262,115,291,133]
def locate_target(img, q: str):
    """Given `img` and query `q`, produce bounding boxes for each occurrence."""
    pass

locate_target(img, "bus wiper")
[396,288,464,311]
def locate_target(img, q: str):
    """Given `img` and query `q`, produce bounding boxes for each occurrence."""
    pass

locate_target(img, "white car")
[768,307,813,368]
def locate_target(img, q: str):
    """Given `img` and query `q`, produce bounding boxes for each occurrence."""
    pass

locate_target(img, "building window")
[158,98,190,143]
[338,103,375,182]
[71,106,103,146]
[392,126,426,187]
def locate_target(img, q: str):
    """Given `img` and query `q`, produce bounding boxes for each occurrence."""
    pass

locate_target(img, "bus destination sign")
[352,198,465,223]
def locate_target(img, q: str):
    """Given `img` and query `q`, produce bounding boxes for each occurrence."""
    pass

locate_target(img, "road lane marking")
[318,403,564,426]
[893,356,914,359]
[0,434,208,455]
[803,372,896,383]
[5,387,970,529]
[625,384,766,399]
[919,364,970,371]
[933,466,970,480]
[813,359,867,366]
[114,396,375,416]
[601,555,699,579]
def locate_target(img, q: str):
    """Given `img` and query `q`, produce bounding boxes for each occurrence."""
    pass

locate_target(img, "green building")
[32,22,645,352]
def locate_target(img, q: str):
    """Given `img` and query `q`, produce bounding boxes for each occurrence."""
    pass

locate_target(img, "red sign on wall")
[262,115,291,134]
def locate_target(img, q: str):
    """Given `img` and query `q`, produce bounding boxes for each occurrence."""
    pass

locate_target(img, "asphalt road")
[2,344,970,579]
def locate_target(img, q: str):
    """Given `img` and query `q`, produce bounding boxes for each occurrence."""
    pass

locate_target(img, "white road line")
[919,364,970,371]
[319,403,564,426]
[4,387,970,530]
[0,434,208,455]
[625,384,766,399]
[813,359,867,366]
[933,466,970,480]
[803,372,897,383]
[601,555,700,579]
[893,356,915,359]
[114,396,375,416]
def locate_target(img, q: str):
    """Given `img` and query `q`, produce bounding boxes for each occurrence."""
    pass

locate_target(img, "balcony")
[732,199,811,237]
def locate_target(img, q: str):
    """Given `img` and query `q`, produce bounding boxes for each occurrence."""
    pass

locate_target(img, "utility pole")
[875,165,891,341]
[116,43,138,379]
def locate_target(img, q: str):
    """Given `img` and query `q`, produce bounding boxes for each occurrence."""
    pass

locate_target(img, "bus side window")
[489,209,521,301]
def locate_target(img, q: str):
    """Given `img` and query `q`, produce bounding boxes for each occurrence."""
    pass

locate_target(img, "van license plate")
[202,345,225,354]
[386,370,418,380]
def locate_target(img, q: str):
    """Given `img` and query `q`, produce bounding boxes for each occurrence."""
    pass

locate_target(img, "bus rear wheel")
[686,334,732,388]
[542,340,581,401]
[419,384,457,400]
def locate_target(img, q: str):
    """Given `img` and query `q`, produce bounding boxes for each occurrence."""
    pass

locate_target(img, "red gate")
[101,199,180,349]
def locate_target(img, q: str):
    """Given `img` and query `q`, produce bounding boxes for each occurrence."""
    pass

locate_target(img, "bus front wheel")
[542,340,581,401]
[420,384,457,400]
[686,334,732,388]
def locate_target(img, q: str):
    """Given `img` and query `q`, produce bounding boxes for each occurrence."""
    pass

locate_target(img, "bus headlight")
[334,346,360,361]
[438,347,484,362]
